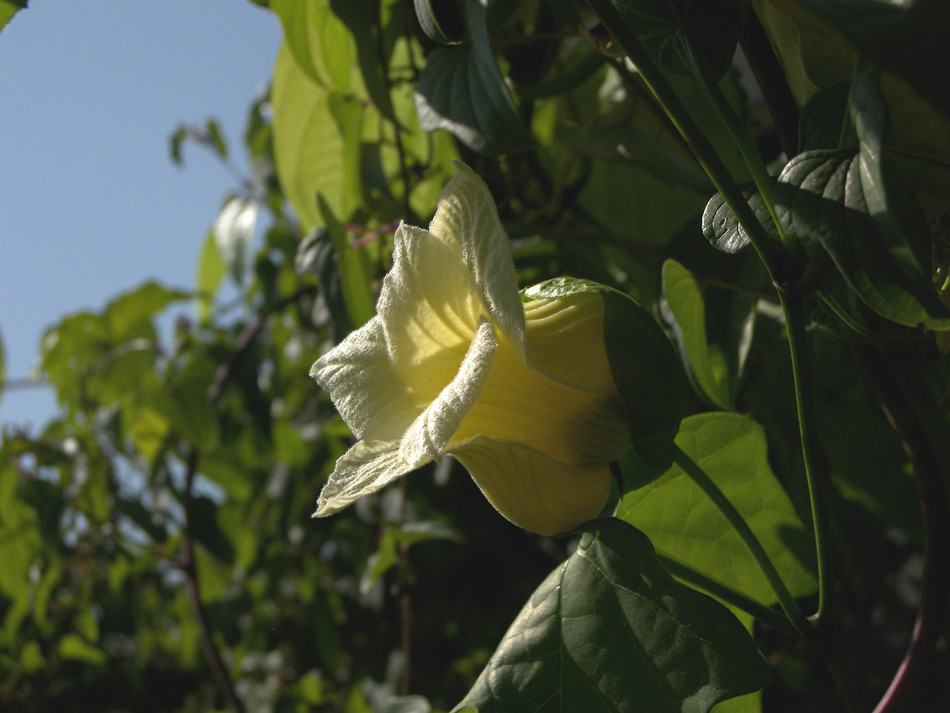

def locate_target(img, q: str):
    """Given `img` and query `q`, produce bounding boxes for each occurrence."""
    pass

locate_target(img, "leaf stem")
[672,444,811,635]
[585,0,787,286]
[683,42,803,270]
[780,295,831,622]
[658,555,801,639]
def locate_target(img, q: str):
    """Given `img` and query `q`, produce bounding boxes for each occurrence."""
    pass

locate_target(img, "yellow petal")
[310,318,420,441]
[314,439,416,516]
[428,162,526,356]
[522,292,617,396]
[450,331,628,470]
[449,436,613,535]
[378,223,487,406]
[400,318,497,468]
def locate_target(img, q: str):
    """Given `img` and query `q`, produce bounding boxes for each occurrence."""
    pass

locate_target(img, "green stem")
[684,42,803,269]
[672,444,811,635]
[780,294,831,622]
[658,555,801,639]
[586,0,786,285]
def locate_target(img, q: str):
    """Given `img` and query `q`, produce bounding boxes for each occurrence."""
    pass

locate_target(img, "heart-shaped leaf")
[617,413,817,606]
[454,519,770,713]
[609,0,750,79]
[415,0,532,155]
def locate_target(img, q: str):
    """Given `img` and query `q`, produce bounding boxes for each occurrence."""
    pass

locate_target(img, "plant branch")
[672,444,811,635]
[780,295,832,622]
[853,344,950,713]
[585,0,787,285]
[207,286,316,405]
[740,9,800,158]
[179,448,246,713]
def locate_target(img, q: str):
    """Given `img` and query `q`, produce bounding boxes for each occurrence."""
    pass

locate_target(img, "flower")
[310,162,629,535]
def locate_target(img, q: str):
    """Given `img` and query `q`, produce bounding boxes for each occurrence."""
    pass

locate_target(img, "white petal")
[428,162,526,356]
[310,318,420,441]
[314,439,417,516]
[400,317,497,468]
[449,436,613,536]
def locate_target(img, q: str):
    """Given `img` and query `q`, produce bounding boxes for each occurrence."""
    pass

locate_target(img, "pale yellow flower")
[310,162,628,535]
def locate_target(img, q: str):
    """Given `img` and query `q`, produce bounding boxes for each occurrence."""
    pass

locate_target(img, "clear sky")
[0,1,284,429]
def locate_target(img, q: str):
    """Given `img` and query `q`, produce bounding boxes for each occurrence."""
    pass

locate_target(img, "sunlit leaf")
[455,519,770,712]
[661,259,732,410]
[273,41,346,228]
[196,228,227,323]
[317,194,376,328]
[702,183,778,254]
[617,413,817,605]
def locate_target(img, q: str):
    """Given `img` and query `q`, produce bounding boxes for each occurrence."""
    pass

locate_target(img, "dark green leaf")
[791,0,950,120]
[415,0,532,156]
[797,81,850,152]
[661,259,732,410]
[204,119,229,160]
[413,0,465,44]
[609,0,750,79]
[702,183,777,254]
[617,413,817,605]
[317,194,376,328]
[455,519,770,712]
[189,496,235,565]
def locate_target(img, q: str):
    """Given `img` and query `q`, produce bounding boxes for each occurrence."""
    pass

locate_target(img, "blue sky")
[0,1,284,429]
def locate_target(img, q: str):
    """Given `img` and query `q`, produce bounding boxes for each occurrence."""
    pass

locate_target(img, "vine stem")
[780,295,831,622]
[180,448,246,713]
[672,444,811,635]
[584,0,786,286]
[854,344,950,713]
[683,42,803,269]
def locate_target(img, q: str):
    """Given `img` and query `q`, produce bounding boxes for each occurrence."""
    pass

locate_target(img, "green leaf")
[609,0,751,79]
[702,183,777,254]
[776,151,949,329]
[413,0,465,44]
[0,0,26,35]
[189,496,236,565]
[360,521,463,594]
[661,259,732,410]
[455,519,770,712]
[272,0,353,90]
[329,0,397,120]
[791,0,950,120]
[797,81,850,152]
[617,413,817,606]
[317,194,376,328]
[272,41,346,229]
[415,0,532,156]
[523,277,688,470]
[196,229,228,323]
[58,633,105,666]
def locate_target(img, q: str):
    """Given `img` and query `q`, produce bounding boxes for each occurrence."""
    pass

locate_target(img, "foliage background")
[1,1,948,712]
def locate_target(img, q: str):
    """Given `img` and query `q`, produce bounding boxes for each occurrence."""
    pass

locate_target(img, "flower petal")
[428,162,525,356]
[378,223,488,405]
[400,317,497,468]
[523,292,617,395]
[449,436,613,535]
[314,439,417,517]
[310,318,420,442]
